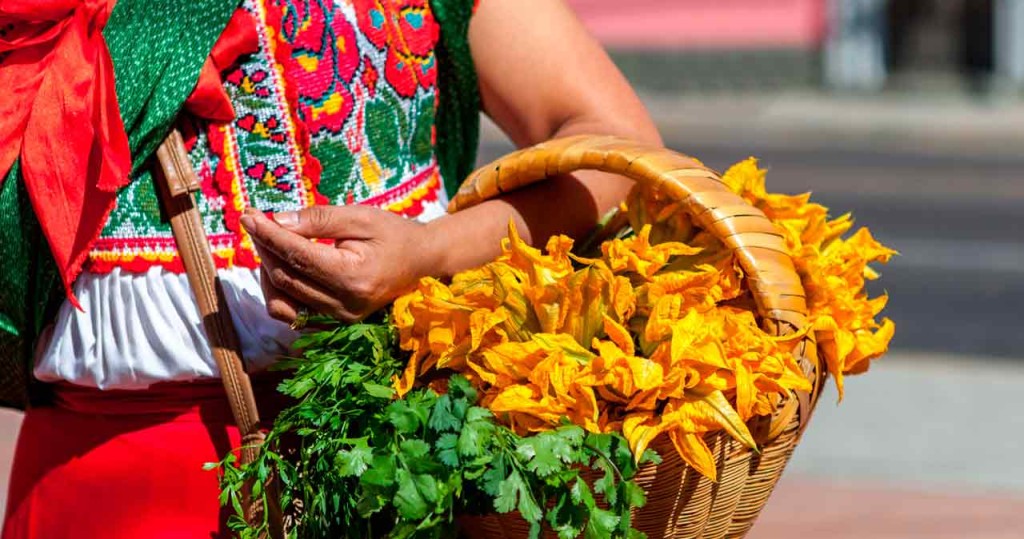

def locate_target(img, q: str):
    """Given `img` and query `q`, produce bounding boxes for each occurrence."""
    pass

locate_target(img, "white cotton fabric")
[33,266,298,390]
[34,195,451,390]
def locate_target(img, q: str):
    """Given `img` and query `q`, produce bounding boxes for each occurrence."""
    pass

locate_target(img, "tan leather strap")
[154,129,284,538]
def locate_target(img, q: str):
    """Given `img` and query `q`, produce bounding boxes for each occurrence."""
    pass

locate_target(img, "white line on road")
[881,237,1024,274]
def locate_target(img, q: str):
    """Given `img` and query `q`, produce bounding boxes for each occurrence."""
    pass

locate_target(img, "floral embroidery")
[89,0,449,274]
[280,0,360,135]
[353,0,438,98]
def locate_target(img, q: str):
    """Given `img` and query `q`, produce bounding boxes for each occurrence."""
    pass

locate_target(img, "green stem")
[583,441,625,482]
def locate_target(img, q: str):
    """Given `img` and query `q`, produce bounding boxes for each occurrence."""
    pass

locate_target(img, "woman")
[2,0,660,537]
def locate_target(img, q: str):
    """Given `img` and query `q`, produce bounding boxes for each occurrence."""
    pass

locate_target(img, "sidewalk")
[641,91,1024,159]
[0,408,18,521]
[751,476,1024,539]
[481,91,1024,203]
[480,91,1024,161]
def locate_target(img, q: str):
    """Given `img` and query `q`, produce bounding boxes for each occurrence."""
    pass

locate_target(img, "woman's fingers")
[257,245,364,322]
[271,205,377,240]
[243,204,428,323]
[260,265,302,324]
[241,209,347,288]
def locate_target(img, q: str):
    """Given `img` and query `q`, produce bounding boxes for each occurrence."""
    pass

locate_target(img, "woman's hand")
[239,205,442,324]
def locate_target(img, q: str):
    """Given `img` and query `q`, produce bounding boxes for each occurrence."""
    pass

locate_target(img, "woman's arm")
[424,0,663,278]
[242,0,672,323]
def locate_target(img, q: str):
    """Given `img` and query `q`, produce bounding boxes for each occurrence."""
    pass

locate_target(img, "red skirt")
[2,378,287,539]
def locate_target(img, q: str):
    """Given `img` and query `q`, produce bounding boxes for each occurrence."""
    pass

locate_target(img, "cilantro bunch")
[217,318,659,538]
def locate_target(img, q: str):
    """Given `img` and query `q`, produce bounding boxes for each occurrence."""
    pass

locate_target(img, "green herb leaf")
[517,433,563,477]
[584,508,621,538]
[428,394,460,433]
[393,468,429,520]
[363,382,396,399]
[400,439,431,460]
[447,375,476,402]
[337,438,374,477]
[620,480,647,510]
[548,490,587,539]
[217,315,654,539]
[387,401,421,434]
[465,406,493,423]
[457,419,492,458]
[494,471,523,514]
[361,455,397,488]
[436,433,460,468]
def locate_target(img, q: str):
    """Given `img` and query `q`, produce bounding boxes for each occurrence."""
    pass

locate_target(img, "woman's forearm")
[421,0,672,279]
[423,119,661,279]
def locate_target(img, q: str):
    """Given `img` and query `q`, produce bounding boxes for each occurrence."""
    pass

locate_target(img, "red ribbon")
[185,9,259,123]
[0,2,257,305]
[0,0,129,306]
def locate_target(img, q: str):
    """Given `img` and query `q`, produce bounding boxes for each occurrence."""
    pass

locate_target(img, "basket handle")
[450,135,825,437]
[449,135,810,331]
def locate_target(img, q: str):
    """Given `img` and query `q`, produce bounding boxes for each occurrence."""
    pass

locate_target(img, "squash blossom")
[392,158,895,481]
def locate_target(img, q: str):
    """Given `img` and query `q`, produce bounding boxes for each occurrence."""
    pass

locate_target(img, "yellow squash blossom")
[391,157,894,481]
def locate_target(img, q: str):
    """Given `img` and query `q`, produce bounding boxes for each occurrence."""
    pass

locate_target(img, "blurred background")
[3,0,1024,536]
[477,0,1024,537]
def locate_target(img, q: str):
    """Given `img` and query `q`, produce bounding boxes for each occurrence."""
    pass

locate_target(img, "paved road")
[750,351,1024,538]
[669,145,1024,359]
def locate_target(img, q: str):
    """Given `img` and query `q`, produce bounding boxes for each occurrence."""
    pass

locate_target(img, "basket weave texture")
[449,135,826,539]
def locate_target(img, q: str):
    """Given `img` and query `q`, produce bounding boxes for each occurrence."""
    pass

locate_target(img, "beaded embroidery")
[89,0,448,273]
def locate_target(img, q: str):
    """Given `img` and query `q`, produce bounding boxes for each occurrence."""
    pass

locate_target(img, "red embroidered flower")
[353,0,389,50]
[353,0,439,97]
[384,47,418,97]
[396,1,438,58]
[279,0,360,134]
[361,56,379,96]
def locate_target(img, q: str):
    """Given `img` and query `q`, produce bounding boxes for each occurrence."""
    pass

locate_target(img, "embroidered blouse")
[35,0,462,389]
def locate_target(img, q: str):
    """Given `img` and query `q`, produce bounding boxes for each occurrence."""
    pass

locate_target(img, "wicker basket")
[449,135,827,539]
